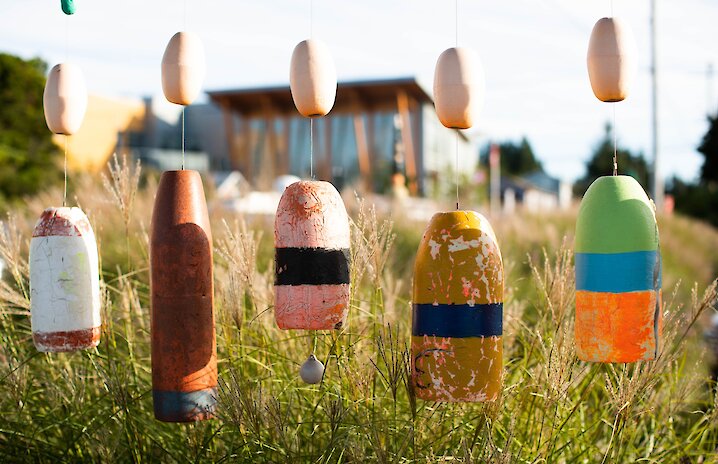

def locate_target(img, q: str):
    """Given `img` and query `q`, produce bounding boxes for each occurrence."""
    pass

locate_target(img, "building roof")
[501,170,562,195]
[207,77,433,117]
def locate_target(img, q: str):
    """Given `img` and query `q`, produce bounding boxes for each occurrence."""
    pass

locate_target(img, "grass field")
[1,159,717,463]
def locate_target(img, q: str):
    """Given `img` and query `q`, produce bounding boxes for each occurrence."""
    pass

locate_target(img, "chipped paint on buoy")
[289,39,337,118]
[412,211,503,402]
[30,207,101,352]
[575,175,662,363]
[161,32,206,106]
[43,63,87,135]
[274,181,350,330]
[151,170,217,422]
[587,17,636,103]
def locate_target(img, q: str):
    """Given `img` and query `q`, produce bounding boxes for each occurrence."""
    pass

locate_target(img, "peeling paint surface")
[150,171,217,422]
[30,207,101,352]
[576,290,661,362]
[412,335,502,402]
[275,181,350,249]
[275,181,351,330]
[275,284,350,330]
[412,211,504,402]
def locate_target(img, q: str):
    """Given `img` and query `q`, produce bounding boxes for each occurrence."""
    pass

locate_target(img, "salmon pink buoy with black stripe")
[30,207,101,352]
[274,180,350,330]
[412,211,503,402]
[150,170,217,422]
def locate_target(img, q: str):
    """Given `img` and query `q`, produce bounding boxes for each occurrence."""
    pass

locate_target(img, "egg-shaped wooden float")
[575,175,661,363]
[289,39,337,118]
[587,17,636,103]
[161,32,206,106]
[150,170,217,422]
[433,47,485,130]
[274,180,350,330]
[30,207,101,352]
[412,211,503,402]
[43,63,87,135]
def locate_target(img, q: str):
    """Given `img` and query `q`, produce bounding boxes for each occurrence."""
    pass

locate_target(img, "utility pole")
[708,62,715,116]
[650,0,664,211]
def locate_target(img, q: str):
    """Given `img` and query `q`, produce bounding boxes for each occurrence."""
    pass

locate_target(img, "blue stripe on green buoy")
[61,0,76,15]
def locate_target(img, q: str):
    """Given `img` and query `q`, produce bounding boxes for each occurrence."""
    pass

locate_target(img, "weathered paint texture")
[30,207,101,352]
[151,170,217,422]
[274,181,351,330]
[575,175,662,363]
[412,211,504,402]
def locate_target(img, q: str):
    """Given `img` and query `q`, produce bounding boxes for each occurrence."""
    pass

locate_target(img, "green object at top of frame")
[575,175,659,254]
[61,0,76,15]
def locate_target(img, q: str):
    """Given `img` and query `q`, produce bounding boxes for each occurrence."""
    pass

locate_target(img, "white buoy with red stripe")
[30,207,101,352]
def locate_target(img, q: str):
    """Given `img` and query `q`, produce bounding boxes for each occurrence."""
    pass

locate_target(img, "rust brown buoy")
[150,170,217,422]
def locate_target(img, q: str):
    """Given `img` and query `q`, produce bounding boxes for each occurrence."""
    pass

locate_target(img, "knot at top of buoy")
[290,39,337,118]
[61,0,76,15]
[43,62,87,135]
[161,31,206,106]
[433,47,485,130]
[587,17,636,103]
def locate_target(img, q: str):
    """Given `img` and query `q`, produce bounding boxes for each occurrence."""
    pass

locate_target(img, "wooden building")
[207,77,474,196]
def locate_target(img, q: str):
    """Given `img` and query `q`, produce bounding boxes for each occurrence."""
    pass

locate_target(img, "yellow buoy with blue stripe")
[412,211,503,402]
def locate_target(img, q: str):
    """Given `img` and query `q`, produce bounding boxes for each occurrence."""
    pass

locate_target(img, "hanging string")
[454,0,459,209]
[612,103,618,175]
[310,118,314,178]
[455,131,460,210]
[181,107,186,170]
[455,0,458,47]
[310,0,314,39]
[63,136,68,207]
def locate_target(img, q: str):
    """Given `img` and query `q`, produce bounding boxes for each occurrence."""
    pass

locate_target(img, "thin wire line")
[613,103,618,175]
[310,0,314,39]
[310,118,314,178]
[455,131,459,210]
[181,107,186,170]
[455,0,458,47]
[63,136,68,207]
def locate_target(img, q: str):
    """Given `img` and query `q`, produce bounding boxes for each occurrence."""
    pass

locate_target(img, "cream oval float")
[150,170,217,422]
[161,31,206,106]
[30,207,101,352]
[274,180,350,330]
[587,17,636,103]
[575,175,661,363]
[412,211,503,402]
[433,47,485,130]
[43,63,87,135]
[289,39,337,118]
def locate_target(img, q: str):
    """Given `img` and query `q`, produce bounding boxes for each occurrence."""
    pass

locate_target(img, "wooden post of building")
[278,116,291,175]
[220,100,239,171]
[353,113,372,193]
[239,116,252,182]
[322,117,333,182]
[397,90,418,196]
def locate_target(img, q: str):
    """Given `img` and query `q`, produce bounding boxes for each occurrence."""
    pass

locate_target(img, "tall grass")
[0,164,716,462]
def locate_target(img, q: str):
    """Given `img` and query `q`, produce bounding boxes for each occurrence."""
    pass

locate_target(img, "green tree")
[0,53,61,208]
[480,137,543,176]
[697,114,718,187]
[574,122,650,196]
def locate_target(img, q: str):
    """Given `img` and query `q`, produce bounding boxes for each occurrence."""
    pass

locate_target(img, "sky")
[1,0,717,183]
